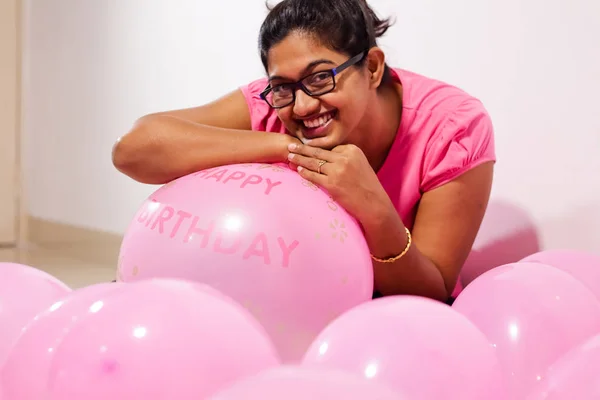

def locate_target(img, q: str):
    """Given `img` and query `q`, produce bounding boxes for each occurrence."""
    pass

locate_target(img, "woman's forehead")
[267,33,345,80]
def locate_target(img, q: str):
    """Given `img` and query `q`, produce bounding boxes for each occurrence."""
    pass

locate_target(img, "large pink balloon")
[208,365,404,400]
[1,283,122,400]
[526,334,600,399]
[0,263,71,364]
[302,296,505,400]
[46,279,280,400]
[117,163,373,361]
[520,249,600,300]
[453,262,600,398]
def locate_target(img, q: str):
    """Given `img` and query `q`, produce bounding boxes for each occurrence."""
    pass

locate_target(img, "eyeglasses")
[260,52,366,109]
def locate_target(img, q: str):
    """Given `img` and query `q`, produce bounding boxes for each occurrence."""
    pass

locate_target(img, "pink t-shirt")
[240,68,496,297]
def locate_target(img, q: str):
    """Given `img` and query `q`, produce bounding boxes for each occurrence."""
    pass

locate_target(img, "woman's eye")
[272,85,292,94]
[307,72,332,87]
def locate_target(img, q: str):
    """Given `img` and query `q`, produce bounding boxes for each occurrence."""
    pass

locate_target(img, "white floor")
[0,246,116,289]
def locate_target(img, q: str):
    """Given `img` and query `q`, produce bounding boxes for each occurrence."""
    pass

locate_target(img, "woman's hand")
[287,143,393,226]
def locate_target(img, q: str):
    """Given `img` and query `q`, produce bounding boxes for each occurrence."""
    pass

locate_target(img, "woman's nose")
[292,89,319,117]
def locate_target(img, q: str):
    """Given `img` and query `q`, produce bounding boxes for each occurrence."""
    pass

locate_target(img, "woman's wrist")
[271,133,300,163]
[358,192,397,231]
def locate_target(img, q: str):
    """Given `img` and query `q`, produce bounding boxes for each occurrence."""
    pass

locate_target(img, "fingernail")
[287,153,295,160]
[297,166,303,172]
[288,143,297,151]
[301,138,311,145]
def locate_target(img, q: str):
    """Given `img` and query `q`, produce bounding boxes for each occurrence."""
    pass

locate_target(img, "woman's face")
[266,32,374,149]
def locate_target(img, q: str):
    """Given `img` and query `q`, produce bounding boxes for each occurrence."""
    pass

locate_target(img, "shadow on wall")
[460,200,542,286]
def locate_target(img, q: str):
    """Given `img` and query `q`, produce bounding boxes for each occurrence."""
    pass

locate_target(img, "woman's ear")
[365,47,387,89]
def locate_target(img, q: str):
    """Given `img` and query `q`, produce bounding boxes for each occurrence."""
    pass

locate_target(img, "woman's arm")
[287,141,494,302]
[112,89,296,184]
[365,161,494,300]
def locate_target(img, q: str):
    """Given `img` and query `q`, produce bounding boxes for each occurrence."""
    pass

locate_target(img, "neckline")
[376,68,409,178]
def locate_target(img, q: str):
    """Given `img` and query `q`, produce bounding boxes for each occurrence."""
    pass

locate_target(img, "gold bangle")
[370,227,412,263]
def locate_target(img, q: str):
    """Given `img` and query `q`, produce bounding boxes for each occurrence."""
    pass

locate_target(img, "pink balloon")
[526,334,600,399]
[520,249,600,300]
[1,283,122,400]
[46,279,280,400]
[453,262,600,398]
[302,296,505,400]
[208,365,405,400]
[0,263,71,364]
[117,163,373,361]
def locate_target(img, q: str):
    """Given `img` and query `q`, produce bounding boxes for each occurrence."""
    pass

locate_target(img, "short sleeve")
[421,99,496,192]
[240,78,288,134]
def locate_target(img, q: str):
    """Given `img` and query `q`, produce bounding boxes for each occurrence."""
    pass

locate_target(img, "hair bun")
[359,0,394,38]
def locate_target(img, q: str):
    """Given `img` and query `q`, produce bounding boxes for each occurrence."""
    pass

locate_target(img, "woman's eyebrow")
[269,59,336,81]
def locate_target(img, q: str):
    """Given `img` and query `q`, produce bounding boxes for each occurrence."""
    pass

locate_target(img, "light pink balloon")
[453,262,600,398]
[208,365,405,400]
[46,279,280,400]
[117,163,373,361]
[302,296,505,400]
[1,283,122,400]
[526,334,600,399]
[520,249,600,300]
[0,263,71,365]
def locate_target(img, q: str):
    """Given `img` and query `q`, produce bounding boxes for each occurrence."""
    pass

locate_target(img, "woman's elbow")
[112,132,141,178]
[111,136,129,172]
[111,118,164,184]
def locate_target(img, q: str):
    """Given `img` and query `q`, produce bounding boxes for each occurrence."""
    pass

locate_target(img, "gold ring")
[317,160,327,174]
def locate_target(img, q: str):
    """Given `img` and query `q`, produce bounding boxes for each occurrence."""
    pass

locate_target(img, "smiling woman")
[112,0,495,303]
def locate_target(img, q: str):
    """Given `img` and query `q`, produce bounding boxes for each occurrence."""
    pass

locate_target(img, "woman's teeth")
[303,112,334,128]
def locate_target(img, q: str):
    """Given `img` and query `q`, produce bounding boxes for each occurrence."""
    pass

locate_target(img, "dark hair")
[259,0,394,84]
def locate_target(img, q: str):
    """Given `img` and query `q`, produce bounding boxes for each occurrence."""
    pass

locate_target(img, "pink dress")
[241,68,496,297]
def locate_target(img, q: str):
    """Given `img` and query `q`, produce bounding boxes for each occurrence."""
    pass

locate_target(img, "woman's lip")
[300,115,335,139]
[297,110,336,122]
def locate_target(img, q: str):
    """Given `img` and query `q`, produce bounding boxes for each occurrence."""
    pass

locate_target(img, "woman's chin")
[292,125,342,150]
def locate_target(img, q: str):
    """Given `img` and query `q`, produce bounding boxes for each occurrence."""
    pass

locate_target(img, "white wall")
[22,0,600,257]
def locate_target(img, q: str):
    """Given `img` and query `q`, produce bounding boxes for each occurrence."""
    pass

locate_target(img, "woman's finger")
[287,153,331,175]
[288,143,336,162]
[296,165,328,187]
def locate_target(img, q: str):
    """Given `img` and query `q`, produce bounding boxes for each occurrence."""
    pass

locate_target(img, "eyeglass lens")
[266,71,335,108]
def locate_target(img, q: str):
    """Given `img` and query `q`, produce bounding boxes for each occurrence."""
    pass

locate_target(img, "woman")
[112,0,495,304]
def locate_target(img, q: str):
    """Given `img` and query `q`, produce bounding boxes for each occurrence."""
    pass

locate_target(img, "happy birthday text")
[136,202,300,268]
[191,167,283,196]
